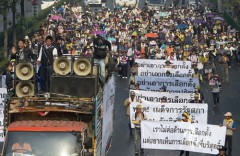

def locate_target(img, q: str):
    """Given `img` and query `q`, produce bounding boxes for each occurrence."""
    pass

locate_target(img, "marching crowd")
[3,0,239,156]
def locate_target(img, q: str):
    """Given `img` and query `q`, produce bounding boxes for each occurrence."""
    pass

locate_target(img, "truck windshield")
[3,132,82,156]
[149,0,162,4]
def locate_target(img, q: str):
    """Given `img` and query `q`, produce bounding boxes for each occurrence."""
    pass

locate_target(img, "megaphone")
[16,62,34,80]
[73,58,92,76]
[16,82,35,97]
[53,57,71,75]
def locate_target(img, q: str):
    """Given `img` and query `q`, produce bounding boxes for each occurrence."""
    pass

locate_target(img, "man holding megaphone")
[93,34,111,85]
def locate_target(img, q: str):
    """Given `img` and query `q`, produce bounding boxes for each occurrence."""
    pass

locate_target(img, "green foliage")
[208,0,218,5]
[223,11,240,31]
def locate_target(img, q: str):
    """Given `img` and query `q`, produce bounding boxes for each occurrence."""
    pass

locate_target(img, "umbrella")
[92,30,105,35]
[205,12,217,18]
[177,24,188,31]
[194,19,205,24]
[107,37,116,42]
[129,30,141,37]
[213,17,225,21]
[114,6,122,11]
[49,15,63,21]
[145,33,158,38]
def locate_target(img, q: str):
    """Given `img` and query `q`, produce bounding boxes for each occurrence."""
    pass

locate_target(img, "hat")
[24,36,29,40]
[224,112,232,117]
[161,96,167,100]
[194,93,200,98]
[218,146,227,151]
[130,91,135,96]
[214,74,218,77]
[182,112,190,119]
[165,60,173,64]
[136,104,142,109]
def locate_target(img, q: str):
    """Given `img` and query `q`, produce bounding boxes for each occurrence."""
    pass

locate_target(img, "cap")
[224,112,232,117]
[218,146,227,151]
[136,104,142,109]
[130,91,135,96]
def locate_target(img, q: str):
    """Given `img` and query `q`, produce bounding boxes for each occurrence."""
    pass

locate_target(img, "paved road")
[106,1,240,155]
[109,61,240,156]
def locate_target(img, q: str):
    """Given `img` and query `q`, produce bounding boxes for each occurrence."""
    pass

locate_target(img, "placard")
[141,121,226,155]
[130,102,208,128]
[135,76,199,93]
[130,90,194,103]
[135,59,192,69]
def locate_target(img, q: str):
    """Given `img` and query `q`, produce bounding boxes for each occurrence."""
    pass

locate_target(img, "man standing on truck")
[37,35,58,92]
[93,34,111,85]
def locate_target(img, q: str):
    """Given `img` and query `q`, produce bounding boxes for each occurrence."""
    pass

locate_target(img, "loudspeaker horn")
[53,57,71,75]
[16,62,34,80]
[73,58,92,76]
[16,82,35,97]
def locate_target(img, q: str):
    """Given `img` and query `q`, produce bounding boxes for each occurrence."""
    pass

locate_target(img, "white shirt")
[37,45,58,62]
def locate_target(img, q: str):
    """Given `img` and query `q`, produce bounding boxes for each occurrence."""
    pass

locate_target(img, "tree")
[20,0,25,31]
[2,0,8,59]
[10,0,18,46]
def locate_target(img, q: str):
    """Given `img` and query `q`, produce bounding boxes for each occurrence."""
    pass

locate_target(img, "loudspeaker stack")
[51,55,99,98]
[15,61,37,97]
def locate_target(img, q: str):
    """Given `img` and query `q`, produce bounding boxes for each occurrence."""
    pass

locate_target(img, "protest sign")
[141,121,226,154]
[102,76,116,156]
[135,59,192,69]
[138,67,194,78]
[130,90,194,103]
[135,76,199,93]
[0,88,7,142]
[130,102,208,128]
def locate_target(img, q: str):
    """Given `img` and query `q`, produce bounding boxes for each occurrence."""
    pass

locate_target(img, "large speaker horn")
[73,58,92,76]
[53,57,71,75]
[16,82,35,97]
[16,62,34,80]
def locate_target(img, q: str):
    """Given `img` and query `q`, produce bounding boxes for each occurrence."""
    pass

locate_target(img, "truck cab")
[1,96,97,156]
[3,121,87,156]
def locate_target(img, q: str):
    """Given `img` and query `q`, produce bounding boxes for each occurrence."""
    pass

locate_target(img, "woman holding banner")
[179,112,192,156]
[132,104,147,155]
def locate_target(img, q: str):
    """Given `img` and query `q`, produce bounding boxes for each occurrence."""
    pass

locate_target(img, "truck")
[85,0,102,7]
[114,0,137,8]
[145,0,166,10]
[1,74,115,156]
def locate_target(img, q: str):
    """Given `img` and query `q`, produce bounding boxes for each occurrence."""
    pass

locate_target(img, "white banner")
[141,121,226,155]
[136,76,199,93]
[135,59,192,69]
[130,90,194,103]
[138,67,194,77]
[101,76,116,156]
[0,88,7,142]
[130,102,208,128]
